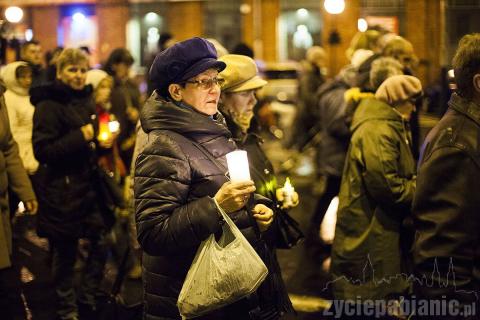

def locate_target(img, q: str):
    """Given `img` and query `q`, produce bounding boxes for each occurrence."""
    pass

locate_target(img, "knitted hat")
[218,54,267,93]
[86,69,110,90]
[375,75,422,106]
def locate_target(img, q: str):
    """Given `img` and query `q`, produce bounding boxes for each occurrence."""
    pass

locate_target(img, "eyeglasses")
[182,77,225,90]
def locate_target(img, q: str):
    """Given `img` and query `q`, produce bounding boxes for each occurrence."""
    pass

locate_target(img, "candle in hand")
[282,177,295,206]
[98,122,111,142]
[226,150,251,182]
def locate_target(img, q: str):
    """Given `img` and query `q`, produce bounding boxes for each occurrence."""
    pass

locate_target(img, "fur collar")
[30,81,93,106]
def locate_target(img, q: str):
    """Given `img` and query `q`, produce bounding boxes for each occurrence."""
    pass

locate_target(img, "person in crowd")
[45,46,64,83]
[331,75,422,304]
[290,46,327,149]
[2,61,39,215]
[134,37,276,319]
[85,68,142,279]
[31,48,111,320]
[306,57,404,250]
[412,33,480,316]
[20,40,46,88]
[0,80,38,320]
[218,53,297,316]
[2,62,39,176]
[104,48,142,171]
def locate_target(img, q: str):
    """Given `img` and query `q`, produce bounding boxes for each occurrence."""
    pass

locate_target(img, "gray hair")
[369,57,403,90]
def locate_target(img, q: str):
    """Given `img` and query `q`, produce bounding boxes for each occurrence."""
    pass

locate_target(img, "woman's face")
[112,62,131,80]
[95,77,113,105]
[221,89,257,132]
[180,68,221,116]
[57,61,88,90]
[17,71,33,89]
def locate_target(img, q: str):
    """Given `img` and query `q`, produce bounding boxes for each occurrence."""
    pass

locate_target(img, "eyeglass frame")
[179,77,225,90]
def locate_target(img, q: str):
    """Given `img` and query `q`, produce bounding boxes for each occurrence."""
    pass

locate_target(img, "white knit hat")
[375,75,422,105]
[86,69,110,90]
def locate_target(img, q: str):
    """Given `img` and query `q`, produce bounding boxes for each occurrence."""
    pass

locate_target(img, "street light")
[324,0,345,15]
[5,6,24,23]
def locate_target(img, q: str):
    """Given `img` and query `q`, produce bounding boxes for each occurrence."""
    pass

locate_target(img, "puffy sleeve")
[134,133,222,256]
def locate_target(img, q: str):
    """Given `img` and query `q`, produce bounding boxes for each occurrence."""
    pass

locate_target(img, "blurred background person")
[218,53,296,317]
[45,46,64,83]
[0,79,38,320]
[31,48,111,320]
[2,61,39,217]
[104,48,142,172]
[2,62,39,176]
[289,46,327,150]
[20,40,46,88]
[85,68,142,280]
[331,75,422,305]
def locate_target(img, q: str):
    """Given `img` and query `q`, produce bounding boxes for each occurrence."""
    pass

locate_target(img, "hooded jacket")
[30,82,100,240]
[0,81,36,269]
[331,97,416,300]
[135,93,269,319]
[2,62,39,174]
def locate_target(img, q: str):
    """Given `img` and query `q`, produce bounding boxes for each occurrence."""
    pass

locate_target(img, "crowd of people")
[0,27,479,320]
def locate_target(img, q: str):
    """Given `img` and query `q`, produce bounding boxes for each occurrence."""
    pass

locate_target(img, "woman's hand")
[214,180,256,213]
[252,204,274,232]
[275,188,300,209]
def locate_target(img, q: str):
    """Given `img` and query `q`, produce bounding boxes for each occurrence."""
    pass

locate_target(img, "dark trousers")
[307,175,342,244]
[0,264,24,320]
[49,226,108,320]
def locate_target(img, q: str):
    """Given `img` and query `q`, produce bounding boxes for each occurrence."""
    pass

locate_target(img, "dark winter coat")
[412,93,480,307]
[0,83,36,269]
[135,93,273,320]
[331,97,416,300]
[315,79,351,177]
[223,114,293,315]
[31,82,101,240]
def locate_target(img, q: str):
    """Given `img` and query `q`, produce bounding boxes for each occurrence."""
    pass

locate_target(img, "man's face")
[22,44,42,66]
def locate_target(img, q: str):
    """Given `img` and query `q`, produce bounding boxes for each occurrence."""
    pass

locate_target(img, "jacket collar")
[140,92,231,143]
[350,97,403,132]
[448,93,480,127]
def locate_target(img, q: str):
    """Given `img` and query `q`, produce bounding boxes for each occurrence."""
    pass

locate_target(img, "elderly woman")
[218,54,297,317]
[135,38,276,319]
[31,49,111,320]
[331,75,422,305]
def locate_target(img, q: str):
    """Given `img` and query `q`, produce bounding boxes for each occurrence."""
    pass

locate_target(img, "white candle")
[226,150,251,182]
[283,177,295,206]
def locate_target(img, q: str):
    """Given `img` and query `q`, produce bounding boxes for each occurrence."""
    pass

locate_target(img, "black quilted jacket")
[135,94,267,320]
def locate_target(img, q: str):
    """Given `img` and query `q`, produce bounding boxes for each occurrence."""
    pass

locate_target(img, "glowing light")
[25,29,33,41]
[5,6,24,23]
[296,8,309,19]
[145,12,159,24]
[72,12,86,23]
[358,18,368,32]
[226,150,251,182]
[324,0,345,15]
[282,178,295,207]
[239,4,251,14]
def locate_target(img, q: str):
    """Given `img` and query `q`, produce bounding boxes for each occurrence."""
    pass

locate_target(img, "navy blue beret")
[149,37,226,96]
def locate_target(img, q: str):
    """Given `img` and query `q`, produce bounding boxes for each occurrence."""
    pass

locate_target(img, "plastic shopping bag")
[177,205,268,319]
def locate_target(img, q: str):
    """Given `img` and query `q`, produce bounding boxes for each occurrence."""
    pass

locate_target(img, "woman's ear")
[168,84,182,101]
[473,74,480,94]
